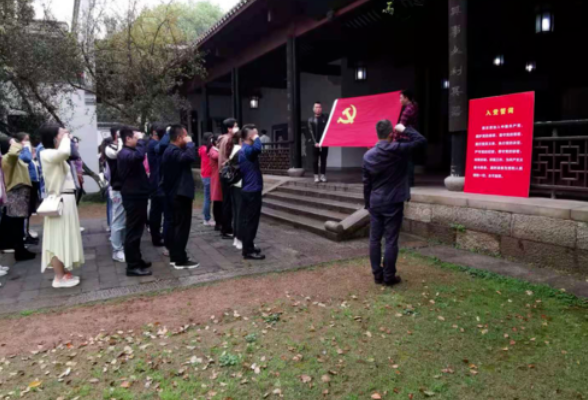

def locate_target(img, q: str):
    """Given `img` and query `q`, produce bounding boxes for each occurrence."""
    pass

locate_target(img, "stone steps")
[263,198,348,222]
[265,191,361,215]
[275,185,365,205]
[261,182,367,241]
[261,207,340,241]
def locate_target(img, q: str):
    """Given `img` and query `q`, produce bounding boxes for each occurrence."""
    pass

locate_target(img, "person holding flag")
[362,121,426,287]
[307,102,329,183]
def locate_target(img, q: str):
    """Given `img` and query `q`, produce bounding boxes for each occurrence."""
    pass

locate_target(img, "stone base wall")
[402,202,588,275]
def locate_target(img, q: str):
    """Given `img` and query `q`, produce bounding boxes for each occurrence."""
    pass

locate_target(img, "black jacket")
[362,128,427,210]
[307,114,328,144]
[161,142,197,199]
[118,140,151,199]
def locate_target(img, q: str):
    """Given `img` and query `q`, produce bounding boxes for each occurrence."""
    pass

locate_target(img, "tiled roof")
[195,0,256,46]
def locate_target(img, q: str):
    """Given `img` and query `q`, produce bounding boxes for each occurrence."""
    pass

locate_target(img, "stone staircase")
[261,181,366,241]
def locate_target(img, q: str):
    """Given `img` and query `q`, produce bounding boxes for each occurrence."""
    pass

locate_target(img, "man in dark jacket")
[161,125,199,269]
[363,121,426,286]
[118,126,152,277]
[307,102,329,183]
[147,123,165,247]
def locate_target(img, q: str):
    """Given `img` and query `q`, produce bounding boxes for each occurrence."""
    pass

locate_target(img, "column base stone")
[444,176,465,192]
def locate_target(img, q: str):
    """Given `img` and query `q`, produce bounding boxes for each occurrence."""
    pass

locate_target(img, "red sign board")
[464,92,535,198]
[320,91,402,147]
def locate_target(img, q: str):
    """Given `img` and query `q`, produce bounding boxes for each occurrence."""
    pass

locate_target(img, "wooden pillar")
[231,68,242,126]
[445,0,468,191]
[202,84,211,132]
[287,37,302,169]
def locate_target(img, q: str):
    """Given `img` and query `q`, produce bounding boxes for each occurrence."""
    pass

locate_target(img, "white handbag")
[37,194,64,217]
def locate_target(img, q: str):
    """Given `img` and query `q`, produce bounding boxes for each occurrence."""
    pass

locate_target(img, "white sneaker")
[233,238,238,247]
[203,220,209,226]
[0,266,9,272]
[80,227,86,233]
[105,227,111,233]
[207,220,216,227]
[314,175,320,183]
[235,240,243,251]
[29,230,39,239]
[320,175,327,183]
[2,249,15,254]
[0,270,7,277]
[52,274,80,289]
[112,251,126,263]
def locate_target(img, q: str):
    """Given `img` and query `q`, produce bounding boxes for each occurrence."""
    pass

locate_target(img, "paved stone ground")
[1,215,587,315]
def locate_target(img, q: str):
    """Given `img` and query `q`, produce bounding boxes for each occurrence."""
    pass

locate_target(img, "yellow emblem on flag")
[337,105,357,125]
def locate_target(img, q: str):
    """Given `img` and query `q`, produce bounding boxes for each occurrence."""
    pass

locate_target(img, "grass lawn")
[1,253,587,400]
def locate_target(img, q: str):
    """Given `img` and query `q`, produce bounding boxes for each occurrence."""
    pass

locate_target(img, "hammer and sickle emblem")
[337,105,357,124]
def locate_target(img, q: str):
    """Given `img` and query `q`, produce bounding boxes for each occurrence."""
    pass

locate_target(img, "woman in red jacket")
[199,132,214,226]
[208,134,223,231]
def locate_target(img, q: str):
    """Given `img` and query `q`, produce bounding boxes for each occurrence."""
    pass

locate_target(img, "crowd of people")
[0,117,266,289]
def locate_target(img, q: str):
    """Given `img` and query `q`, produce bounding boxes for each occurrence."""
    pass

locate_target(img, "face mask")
[232,127,239,134]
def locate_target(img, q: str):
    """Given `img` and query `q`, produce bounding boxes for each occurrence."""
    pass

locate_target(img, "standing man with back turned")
[217,118,240,240]
[308,102,329,183]
[118,126,153,277]
[363,121,426,286]
[161,125,199,270]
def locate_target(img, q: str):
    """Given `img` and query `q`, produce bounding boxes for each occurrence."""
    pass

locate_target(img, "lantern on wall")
[355,66,367,81]
[535,8,554,33]
[493,55,505,66]
[249,96,259,109]
[525,62,537,73]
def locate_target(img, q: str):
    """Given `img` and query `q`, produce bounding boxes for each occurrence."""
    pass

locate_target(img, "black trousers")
[170,195,193,264]
[213,201,223,230]
[221,176,233,235]
[0,210,25,254]
[313,147,329,175]
[149,195,165,244]
[163,195,173,249]
[240,191,262,256]
[122,197,148,269]
[231,186,242,240]
[369,203,404,283]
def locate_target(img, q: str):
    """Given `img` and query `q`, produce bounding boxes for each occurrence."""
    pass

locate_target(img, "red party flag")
[320,91,402,147]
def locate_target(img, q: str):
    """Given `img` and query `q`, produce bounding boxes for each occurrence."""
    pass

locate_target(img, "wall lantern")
[355,66,367,81]
[493,55,505,66]
[442,79,450,89]
[249,96,259,109]
[525,62,537,73]
[535,9,554,33]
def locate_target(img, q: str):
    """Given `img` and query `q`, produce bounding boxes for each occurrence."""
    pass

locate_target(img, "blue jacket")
[161,142,197,199]
[19,146,39,182]
[238,138,263,193]
[118,140,151,199]
[362,127,426,209]
[147,139,163,196]
[36,144,45,195]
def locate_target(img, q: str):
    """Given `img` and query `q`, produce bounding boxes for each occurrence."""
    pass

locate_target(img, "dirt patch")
[0,255,450,357]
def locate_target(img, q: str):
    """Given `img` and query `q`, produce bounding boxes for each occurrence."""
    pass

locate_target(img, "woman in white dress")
[39,124,84,288]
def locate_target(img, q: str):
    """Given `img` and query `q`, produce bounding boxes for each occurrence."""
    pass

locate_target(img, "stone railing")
[402,187,588,275]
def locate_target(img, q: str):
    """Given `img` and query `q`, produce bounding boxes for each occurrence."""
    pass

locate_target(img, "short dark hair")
[110,126,119,140]
[401,90,415,102]
[120,126,136,144]
[223,118,237,133]
[39,123,63,149]
[376,120,393,140]
[15,132,29,143]
[169,124,186,142]
[241,124,257,141]
[261,129,267,135]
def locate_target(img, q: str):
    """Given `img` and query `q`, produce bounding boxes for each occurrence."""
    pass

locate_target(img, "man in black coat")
[161,125,199,269]
[118,126,153,277]
[363,121,426,286]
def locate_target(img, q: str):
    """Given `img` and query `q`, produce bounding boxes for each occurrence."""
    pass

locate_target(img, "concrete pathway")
[1,216,586,315]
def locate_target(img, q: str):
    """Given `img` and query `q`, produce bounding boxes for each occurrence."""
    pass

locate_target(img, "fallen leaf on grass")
[437,316,445,321]
[28,381,42,389]
[371,393,382,399]
[120,381,132,388]
[321,375,331,383]
[300,375,312,383]
[58,368,71,379]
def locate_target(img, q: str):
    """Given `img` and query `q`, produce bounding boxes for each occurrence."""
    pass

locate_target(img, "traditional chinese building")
[184,0,588,271]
